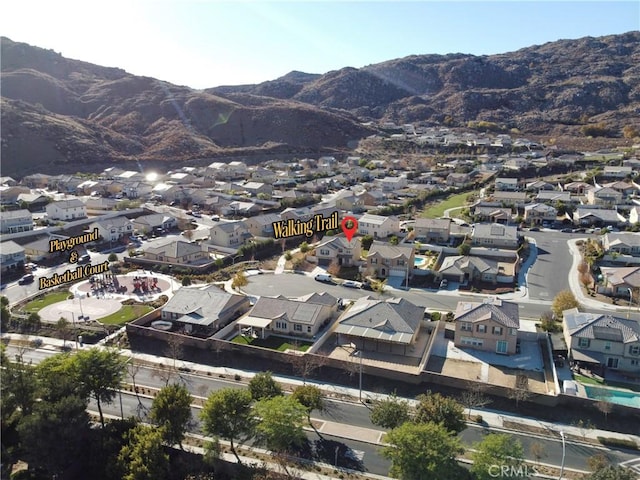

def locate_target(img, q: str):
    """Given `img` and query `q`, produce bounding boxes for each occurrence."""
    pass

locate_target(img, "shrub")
[597,437,638,450]
[474,415,483,424]
[234,374,241,381]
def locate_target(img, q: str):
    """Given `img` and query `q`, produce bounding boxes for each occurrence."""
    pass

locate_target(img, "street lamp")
[558,431,566,480]
[76,293,85,320]
[353,349,364,402]
[334,446,339,467]
[627,288,633,319]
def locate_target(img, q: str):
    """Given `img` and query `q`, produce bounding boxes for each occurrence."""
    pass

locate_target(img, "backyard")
[420,190,477,219]
[231,334,313,352]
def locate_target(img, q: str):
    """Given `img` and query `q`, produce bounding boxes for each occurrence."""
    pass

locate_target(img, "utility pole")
[558,431,566,480]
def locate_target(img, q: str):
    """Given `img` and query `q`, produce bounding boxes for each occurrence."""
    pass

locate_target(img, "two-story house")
[357,213,400,239]
[244,213,283,239]
[89,216,133,242]
[586,186,624,207]
[414,218,453,244]
[603,232,640,256]
[366,241,414,280]
[131,214,177,235]
[0,209,33,234]
[208,221,251,249]
[454,298,520,355]
[562,308,640,374]
[495,177,520,191]
[471,223,520,249]
[523,203,558,225]
[45,199,86,221]
[0,241,26,273]
[144,240,207,265]
[316,237,362,267]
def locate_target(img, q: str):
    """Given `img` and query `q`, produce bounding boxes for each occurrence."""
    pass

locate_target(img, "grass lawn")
[573,374,605,386]
[421,191,475,219]
[231,334,312,352]
[23,291,70,313]
[99,305,153,325]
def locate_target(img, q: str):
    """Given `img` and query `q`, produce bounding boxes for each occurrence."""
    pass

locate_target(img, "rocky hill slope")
[2,32,639,177]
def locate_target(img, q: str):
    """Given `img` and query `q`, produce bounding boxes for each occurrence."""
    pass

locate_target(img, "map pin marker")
[341,216,358,242]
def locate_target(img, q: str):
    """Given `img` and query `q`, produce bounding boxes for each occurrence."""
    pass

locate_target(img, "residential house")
[602,181,636,198]
[0,241,26,273]
[334,296,423,355]
[377,176,408,192]
[414,218,453,244]
[573,207,626,227]
[535,191,574,204]
[122,181,154,199]
[21,173,52,189]
[1,209,33,234]
[366,241,414,279]
[357,213,400,239]
[89,216,134,243]
[167,172,196,184]
[599,267,640,297]
[250,167,277,183]
[586,186,623,207]
[161,285,250,336]
[503,157,530,171]
[221,201,261,217]
[316,237,362,267]
[454,298,520,355]
[237,294,335,339]
[603,232,640,256]
[438,255,516,285]
[0,186,32,205]
[244,213,283,238]
[563,182,590,195]
[495,177,520,191]
[446,172,472,188]
[23,234,67,262]
[471,223,520,249]
[241,181,272,197]
[17,193,51,212]
[629,206,640,225]
[490,191,528,206]
[562,308,640,374]
[333,190,365,212]
[46,199,86,221]
[602,166,633,179]
[144,240,207,265]
[525,180,554,192]
[131,214,177,235]
[523,203,558,225]
[208,221,251,249]
[472,205,512,224]
[359,190,388,207]
[83,197,118,215]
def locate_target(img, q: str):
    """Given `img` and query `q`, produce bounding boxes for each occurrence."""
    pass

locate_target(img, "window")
[307,326,312,333]
[371,258,377,264]
[320,249,330,256]
[629,345,640,356]
[578,337,590,348]
[398,260,405,266]
[460,323,472,332]
[496,340,508,354]
[509,328,517,336]
[604,341,611,351]
[476,324,487,333]
[460,337,483,347]
[606,357,619,369]
[275,321,287,330]
[492,326,503,336]
[294,324,302,332]
[631,359,639,366]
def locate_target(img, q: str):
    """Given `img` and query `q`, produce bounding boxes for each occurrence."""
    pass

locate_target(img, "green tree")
[414,392,466,434]
[299,241,310,253]
[254,396,307,453]
[389,235,399,245]
[56,317,72,348]
[150,383,192,449]
[71,348,126,427]
[201,388,254,464]
[552,290,579,318]
[35,352,80,401]
[471,433,524,480]
[291,384,324,426]
[118,424,169,480]
[17,394,90,478]
[588,465,637,480]
[108,252,118,262]
[181,275,192,286]
[232,272,248,289]
[1,296,9,329]
[458,242,471,256]
[361,234,374,250]
[248,371,283,401]
[382,422,464,480]
[370,393,411,429]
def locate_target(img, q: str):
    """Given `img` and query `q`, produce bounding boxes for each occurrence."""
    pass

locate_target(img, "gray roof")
[163,285,244,327]
[605,232,640,249]
[472,223,519,242]
[249,296,328,325]
[92,216,131,229]
[454,298,520,329]
[368,241,414,260]
[440,255,499,276]
[563,308,640,344]
[1,240,25,255]
[145,240,203,258]
[295,291,338,307]
[415,218,451,230]
[2,209,32,220]
[49,199,85,209]
[574,207,623,222]
[211,221,248,234]
[334,296,422,345]
[133,213,175,227]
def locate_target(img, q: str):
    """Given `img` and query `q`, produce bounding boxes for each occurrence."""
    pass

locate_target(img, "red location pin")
[341,216,358,242]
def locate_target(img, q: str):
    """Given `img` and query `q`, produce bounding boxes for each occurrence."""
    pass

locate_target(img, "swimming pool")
[414,255,427,267]
[583,385,640,409]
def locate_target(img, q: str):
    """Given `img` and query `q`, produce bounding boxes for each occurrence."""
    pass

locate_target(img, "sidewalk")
[5,333,639,447]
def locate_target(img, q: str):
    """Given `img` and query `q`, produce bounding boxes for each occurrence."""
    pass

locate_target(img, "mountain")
[210,32,640,134]
[2,32,639,177]
[0,38,372,177]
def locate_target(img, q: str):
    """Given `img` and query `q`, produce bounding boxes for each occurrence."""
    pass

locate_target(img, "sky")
[3,1,639,90]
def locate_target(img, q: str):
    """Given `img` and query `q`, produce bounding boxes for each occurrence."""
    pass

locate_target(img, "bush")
[430,312,442,321]
[474,415,483,424]
[234,374,241,381]
[597,437,638,450]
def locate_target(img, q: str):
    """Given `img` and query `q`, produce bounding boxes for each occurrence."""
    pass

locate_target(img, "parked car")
[342,280,362,289]
[18,274,34,285]
[439,279,448,289]
[314,273,333,283]
[211,215,220,221]
[560,228,573,233]
[78,254,91,264]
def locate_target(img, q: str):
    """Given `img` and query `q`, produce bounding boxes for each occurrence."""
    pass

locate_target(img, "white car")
[342,280,363,289]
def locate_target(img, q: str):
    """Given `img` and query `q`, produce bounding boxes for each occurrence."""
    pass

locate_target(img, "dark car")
[560,228,573,233]
[18,274,34,285]
[529,227,540,232]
